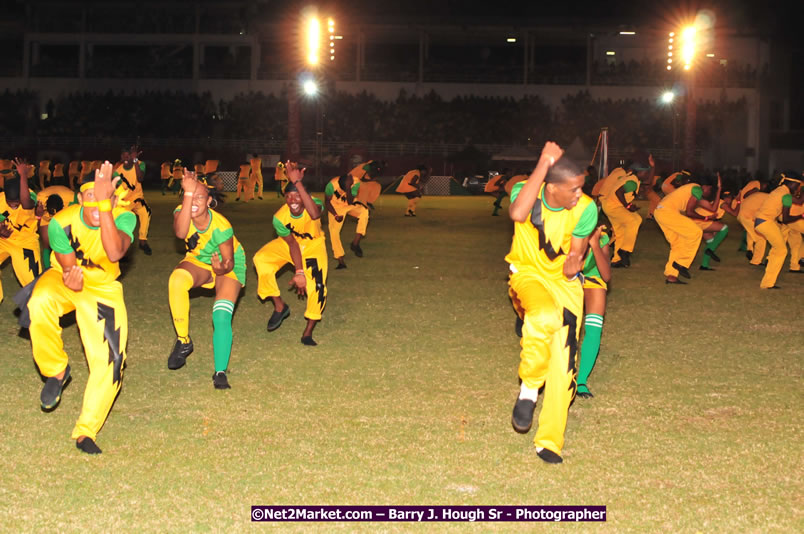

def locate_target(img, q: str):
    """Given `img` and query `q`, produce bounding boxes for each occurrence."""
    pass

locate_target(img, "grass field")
[0,192,801,532]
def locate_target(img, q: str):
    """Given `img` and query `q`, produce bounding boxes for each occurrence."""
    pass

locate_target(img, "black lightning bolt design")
[1,210,35,232]
[529,200,566,261]
[563,308,579,397]
[65,227,103,270]
[97,302,123,384]
[305,257,326,312]
[285,223,314,240]
[134,198,152,216]
[185,232,200,252]
[22,248,40,277]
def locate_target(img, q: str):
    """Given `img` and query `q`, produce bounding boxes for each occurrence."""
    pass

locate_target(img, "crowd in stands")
[0,88,748,152]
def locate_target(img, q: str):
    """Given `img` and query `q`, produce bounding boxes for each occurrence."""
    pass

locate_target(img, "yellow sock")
[168,268,194,341]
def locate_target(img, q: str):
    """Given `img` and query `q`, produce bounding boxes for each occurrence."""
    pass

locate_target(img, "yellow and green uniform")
[601,171,641,262]
[787,202,804,270]
[654,183,704,277]
[274,163,289,196]
[250,157,264,198]
[397,170,422,214]
[754,185,795,288]
[582,233,610,291]
[174,206,247,287]
[504,174,528,196]
[236,163,252,202]
[37,185,77,224]
[484,173,506,194]
[253,199,328,321]
[646,174,662,218]
[169,163,183,192]
[506,181,597,456]
[591,167,627,199]
[0,190,41,303]
[739,180,761,202]
[353,160,381,206]
[29,203,135,441]
[661,171,689,195]
[325,177,369,259]
[737,192,769,265]
[113,161,151,241]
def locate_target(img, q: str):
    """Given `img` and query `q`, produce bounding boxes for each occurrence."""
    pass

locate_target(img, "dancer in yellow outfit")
[690,177,729,272]
[235,161,252,202]
[507,142,597,464]
[27,161,134,454]
[274,161,289,197]
[0,159,40,305]
[654,176,718,284]
[169,159,183,194]
[168,170,246,389]
[787,195,804,271]
[325,173,369,269]
[250,155,264,200]
[661,170,691,195]
[254,162,327,345]
[396,165,430,216]
[486,169,510,216]
[754,173,804,289]
[599,154,653,267]
[0,159,12,189]
[67,161,81,190]
[113,145,152,255]
[737,191,769,265]
[51,162,66,187]
[37,184,77,269]
[353,160,383,210]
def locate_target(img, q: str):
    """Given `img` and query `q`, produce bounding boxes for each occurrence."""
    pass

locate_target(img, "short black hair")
[284,181,298,194]
[3,177,20,201]
[545,159,582,184]
[337,173,352,190]
[46,195,64,215]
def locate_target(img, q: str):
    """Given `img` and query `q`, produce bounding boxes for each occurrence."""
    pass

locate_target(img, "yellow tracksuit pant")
[755,220,789,288]
[786,219,804,270]
[737,213,767,265]
[0,238,41,303]
[328,205,369,259]
[654,207,703,277]
[253,238,328,320]
[29,269,127,440]
[236,179,253,202]
[603,203,642,262]
[509,270,583,455]
[131,198,151,241]
[252,173,264,198]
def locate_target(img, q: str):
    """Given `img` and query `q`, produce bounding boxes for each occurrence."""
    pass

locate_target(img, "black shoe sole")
[512,399,536,434]
[41,365,72,411]
[536,448,563,464]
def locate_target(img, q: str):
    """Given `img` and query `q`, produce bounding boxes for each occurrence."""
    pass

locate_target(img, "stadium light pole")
[680,25,697,169]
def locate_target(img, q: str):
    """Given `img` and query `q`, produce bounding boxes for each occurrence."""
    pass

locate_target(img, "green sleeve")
[211,227,234,248]
[782,194,793,208]
[572,202,599,238]
[691,186,703,200]
[273,216,291,237]
[599,233,611,248]
[138,161,146,172]
[0,213,5,223]
[324,182,334,196]
[510,181,526,203]
[30,191,38,202]
[114,211,136,242]
[622,180,638,193]
[313,197,324,207]
[351,182,361,196]
[48,218,74,254]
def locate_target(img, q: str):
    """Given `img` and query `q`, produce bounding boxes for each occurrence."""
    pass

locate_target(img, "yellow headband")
[79,182,94,193]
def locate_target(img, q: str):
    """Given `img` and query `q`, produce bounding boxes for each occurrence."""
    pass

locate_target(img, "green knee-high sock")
[212,299,235,372]
[701,225,729,268]
[578,314,604,393]
[738,229,747,251]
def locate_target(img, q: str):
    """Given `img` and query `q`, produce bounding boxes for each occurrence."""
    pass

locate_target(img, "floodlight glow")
[684,65,690,70]
[669,32,675,37]
[507,38,517,43]
[662,91,675,103]
[303,79,318,95]
[606,51,616,56]
[706,53,715,57]
[306,16,320,65]
[619,31,636,35]
[667,65,672,70]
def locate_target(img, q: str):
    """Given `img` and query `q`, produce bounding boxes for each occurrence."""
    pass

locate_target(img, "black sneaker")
[512,398,536,433]
[266,306,290,332]
[672,261,691,279]
[704,249,720,262]
[167,338,194,370]
[139,241,153,256]
[536,447,563,464]
[301,335,318,346]
[41,365,71,410]
[336,262,347,270]
[350,243,363,257]
[515,317,523,338]
[576,384,594,398]
[213,371,231,390]
[611,260,627,268]
[76,437,102,454]
[746,251,754,261]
